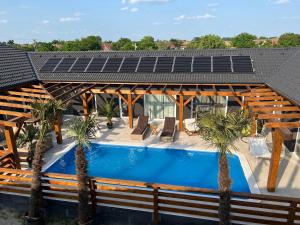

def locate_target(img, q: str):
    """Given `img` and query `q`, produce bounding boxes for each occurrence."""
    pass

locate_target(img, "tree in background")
[156,40,170,50]
[278,33,300,47]
[169,38,183,49]
[137,36,157,50]
[188,35,226,49]
[80,36,102,51]
[232,33,257,48]
[111,38,135,51]
[36,42,57,52]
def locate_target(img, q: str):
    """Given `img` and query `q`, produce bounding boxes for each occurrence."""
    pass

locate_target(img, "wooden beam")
[5,91,51,99]
[63,84,97,104]
[267,129,283,192]
[0,95,41,103]
[229,85,243,106]
[132,94,143,105]
[118,94,128,105]
[81,93,88,119]
[248,101,291,106]
[3,126,21,169]
[166,94,179,106]
[0,101,32,110]
[245,96,284,101]
[162,84,168,93]
[265,122,300,128]
[0,110,31,118]
[54,112,62,144]
[251,88,272,93]
[128,94,133,129]
[50,83,73,95]
[146,85,152,93]
[55,84,84,99]
[19,88,47,94]
[251,116,257,136]
[130,84,138,92]
[0,120,19,127]
[252,106,300,113]
[241,92,278,97]
[257,113,300,120]
[184,95,195,106]
[115,84,124,93]
[178,85,183,94]
[100,84,110,92]
[179,95,184,131]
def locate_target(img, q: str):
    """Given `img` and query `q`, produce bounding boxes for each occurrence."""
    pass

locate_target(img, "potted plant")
[100,98,118,129]
[17,125,38,168]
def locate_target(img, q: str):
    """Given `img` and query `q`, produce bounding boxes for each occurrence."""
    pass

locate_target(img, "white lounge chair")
[248,136,272,159]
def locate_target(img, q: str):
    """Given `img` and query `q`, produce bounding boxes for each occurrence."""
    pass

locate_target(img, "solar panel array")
[39,56,254,73]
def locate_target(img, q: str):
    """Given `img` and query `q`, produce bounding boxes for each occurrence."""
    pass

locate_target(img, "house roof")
[0,44,37,90]
[0,44,300,105]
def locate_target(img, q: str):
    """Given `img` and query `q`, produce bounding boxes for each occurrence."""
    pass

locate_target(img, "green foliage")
[137,36,157,50]
[80,36,102,51]
[17,124,38,148]
[31,99,65,140]
[196,110,250,153]
[258,39,273,48]
[36,42,57,52]
[169,38,183,48]
[188,35,226,49]
[66,114,97,147]
[111,38,135,51]
[156,40,170,50]
[232,33,257,48]
[99,98,118,124]
[278,33,300,47]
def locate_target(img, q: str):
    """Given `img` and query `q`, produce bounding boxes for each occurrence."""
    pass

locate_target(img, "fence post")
[152,185,159,224]
[88,178,97,217]
[287,201,297,225]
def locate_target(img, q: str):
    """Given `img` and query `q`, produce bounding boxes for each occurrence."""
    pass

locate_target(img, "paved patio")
[43,116,300,198]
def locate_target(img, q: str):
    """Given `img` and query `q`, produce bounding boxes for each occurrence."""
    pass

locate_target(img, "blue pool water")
[46,143,250,193]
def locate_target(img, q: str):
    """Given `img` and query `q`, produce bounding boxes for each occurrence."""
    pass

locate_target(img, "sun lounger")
[248,136,272,159]
[130,115,149,140]
[160,117,177,142]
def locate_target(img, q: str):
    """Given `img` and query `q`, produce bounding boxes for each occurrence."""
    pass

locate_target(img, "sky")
[0,0,300,43]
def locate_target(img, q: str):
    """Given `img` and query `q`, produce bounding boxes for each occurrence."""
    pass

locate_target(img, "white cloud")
[130,7,139,12]
[174,13,215,21]
[208,3,219,7]
[274,0,290,4]
[121,6,129,10]
[0,19,8,24]
[0,11,6,15]
[42,20,50,24]
[74,12,84,17]
[59,17,80,22]
[123,0,170,4]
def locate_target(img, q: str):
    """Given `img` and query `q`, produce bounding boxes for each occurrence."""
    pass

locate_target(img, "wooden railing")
[0,152,17,169]
[0,168,299,225]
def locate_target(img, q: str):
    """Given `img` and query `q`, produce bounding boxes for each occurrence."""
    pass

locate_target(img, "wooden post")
[152,185,159,224]
[267,128,283,192]
[54,112,62,144]
[179,95,184,131]
[287,201,297,225]
[251,116,257,136]
[82,93,88,119]
[128,94,133,129]
[3,126,21,169]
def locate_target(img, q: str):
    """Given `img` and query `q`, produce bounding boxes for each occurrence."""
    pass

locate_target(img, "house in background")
[0,44,300,192]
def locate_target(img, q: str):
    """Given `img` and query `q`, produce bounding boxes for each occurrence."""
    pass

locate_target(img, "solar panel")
[119,57,139,73]
[193,57,211,72]
[232,56,254,73]
[70,58,92,72]
[155,57,174,73]
[213,56,232,72]
[137,57,156,72]
[102,57,123,73]
[85,58,107,72]
[39,58,62,72]
[54,58,76,72]
[173,57,192,72]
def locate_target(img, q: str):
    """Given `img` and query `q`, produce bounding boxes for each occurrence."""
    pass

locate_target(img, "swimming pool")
[45,143,251,193]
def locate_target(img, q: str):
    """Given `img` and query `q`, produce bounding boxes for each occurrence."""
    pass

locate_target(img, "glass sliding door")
[192,96,228,117]
[144,94,176,120]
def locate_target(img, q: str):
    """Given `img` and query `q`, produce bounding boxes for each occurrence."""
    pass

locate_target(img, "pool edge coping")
[42,140,260,195]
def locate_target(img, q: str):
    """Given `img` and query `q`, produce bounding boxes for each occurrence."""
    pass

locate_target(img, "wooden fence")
[0,152,16,169]
[0,168,299,225]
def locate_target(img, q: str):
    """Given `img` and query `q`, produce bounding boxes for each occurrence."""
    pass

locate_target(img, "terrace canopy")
[1,44,300,193]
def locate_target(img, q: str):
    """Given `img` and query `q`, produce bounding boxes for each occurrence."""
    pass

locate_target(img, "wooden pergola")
[1,81,300,192]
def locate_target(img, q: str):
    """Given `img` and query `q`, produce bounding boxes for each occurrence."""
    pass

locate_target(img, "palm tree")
[196,110,250,225]
[66,114,96,225]
[100,98,118,129]
[26,99,64,223]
